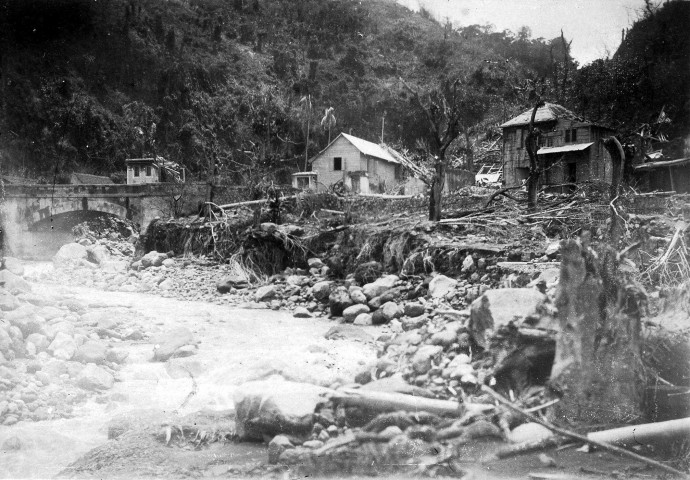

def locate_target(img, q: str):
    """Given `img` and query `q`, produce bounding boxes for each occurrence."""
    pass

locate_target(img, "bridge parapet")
[1,182,204,199]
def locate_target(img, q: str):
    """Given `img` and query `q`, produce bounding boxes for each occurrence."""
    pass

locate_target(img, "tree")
[299,94,312,171]
[524,99,544,211]
[402,77,489,221]
[320,107,336,144]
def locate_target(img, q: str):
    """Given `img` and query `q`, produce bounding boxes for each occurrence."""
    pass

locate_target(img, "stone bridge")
[1,182,211,257]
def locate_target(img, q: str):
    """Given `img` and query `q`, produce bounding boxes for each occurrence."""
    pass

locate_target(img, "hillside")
[0,0,544,183]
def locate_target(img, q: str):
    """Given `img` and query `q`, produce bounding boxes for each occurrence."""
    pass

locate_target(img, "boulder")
[469,288,548,348]
[350,289,368,305]
[158,278,174,290]
[53,243,87,265]
[342,304,370,323]
[461,255,475,272]
[380,302,403,322]
[74,340,107,364]
[152,327,196,362]
[404,303,425,318]
[411,345,443,374]
[216,274,249,293]
[0,328,12,358]
[25,333,49,353]
[255,285,278,302]
[324,325,373,343]
[48,332,77,360]
[507,422,554,443]
[545,241,561,258]
[311,281,333,301]
[361,374,434,398]
[3,258,24,277]
[8,313,45,338]
[307,258,325,269]
[233,378,332,440]
[0,270,31,293]
[428,275,457,298]
[328,287,353,316]
[268,435,294,464]
[140,251,167,268]
[76,364,115,391]
[353,313,373,326]
[0,290,19,311]
[362,275,399,300]
[292,307,312,318]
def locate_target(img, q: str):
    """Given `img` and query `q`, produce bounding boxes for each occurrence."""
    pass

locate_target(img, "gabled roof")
[500,103,611,129]
[537,142,594,155]
[310,133,400,164]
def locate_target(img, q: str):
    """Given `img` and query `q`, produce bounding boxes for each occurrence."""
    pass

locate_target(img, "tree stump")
[549,239,644,425]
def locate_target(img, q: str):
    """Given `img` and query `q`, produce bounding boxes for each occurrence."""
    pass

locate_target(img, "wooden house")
[308,133,402,193]
[500,103,616,189]
[125,157,185,185]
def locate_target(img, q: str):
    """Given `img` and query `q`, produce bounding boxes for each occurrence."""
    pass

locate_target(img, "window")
[565,128,578,143]
[333,157,342,171]
[519,129,525,148]
[146,165,152,176]
[134,166,140,177]
[546,137,554,147]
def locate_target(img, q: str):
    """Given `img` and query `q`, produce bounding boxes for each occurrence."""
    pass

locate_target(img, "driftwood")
[588,417,690,447]
[212,195,298,209]
[493,437,567,460]
[481,385,689,478]
[330,388,493,417]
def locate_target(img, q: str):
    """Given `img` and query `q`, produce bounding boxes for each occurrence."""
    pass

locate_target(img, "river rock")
[353,313,373,326]
[461,255,475,272]
[9,313,45,338]
[234,378,332,440]
[152,327,196,362]
[268,435,294,464]
[255,285,277,302]
[428,275,457,298]
[469,288,547,348]
[48,332,77,360]
[350,289,367,305]
[324,325,373,343]
[404,303,425,318]
[507,422,554,443]
[411,345,443,374]
[76,364,114,391]
[362,275,398,300]
[87,244,110,265]
[54,243,88,265]
[311,281,333,301]
[380,302,403,322]
[25,333,49,353]
[293,307,312,318]
[0,328,12,357]
[307,258,325,269]
[0,270,31,293]
[342,304,370,323]
[216,274,248,293]
[0,290,19,311]
[74,340,107,364]
[140,251,167,268]
[328,287,353,316]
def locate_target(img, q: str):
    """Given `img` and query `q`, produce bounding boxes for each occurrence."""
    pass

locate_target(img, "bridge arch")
[28,197,129,228]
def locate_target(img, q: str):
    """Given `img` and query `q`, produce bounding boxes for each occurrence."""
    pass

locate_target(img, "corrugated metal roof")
[537,142,594,155]
[500,103,586,128]
[310,133,399,164]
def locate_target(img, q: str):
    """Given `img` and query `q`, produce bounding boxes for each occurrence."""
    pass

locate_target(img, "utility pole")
[381,111,386,144]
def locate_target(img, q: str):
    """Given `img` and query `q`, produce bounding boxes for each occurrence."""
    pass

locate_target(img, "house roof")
[310,133,400,164]
[500,103,612,129]
[537,142,594,155]
[70,173,114,184]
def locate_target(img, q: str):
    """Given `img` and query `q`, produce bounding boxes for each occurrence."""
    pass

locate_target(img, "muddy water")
[0,267,379,479]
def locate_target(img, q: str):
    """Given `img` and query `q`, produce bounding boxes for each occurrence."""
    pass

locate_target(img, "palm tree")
[299,95,312,171]
[320,107,337,144]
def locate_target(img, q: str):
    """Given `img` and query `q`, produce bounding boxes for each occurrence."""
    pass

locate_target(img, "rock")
[379,425,403,440]
[86,244,110,265]
[3,257,24,277]
[152,327,196,362]
[328,287,353,316]
[404,303,425,318]
[74,340,107,364]
[293,307,312,318]
[430,329,457,347]
[268,435,294,464]
[307,258,325,269]
[0,270,31,293]
[302,439,324,449]
[0,290,20,311]
[8,312,45,338]
[0,328,12,357]
[428,275,457,298]
[140,251,167,268]
[286,275,309,287]
[361,374,434,398]
[342,304,370,323]
[53,243,87,265]
[279,447,310,465]
[216,274,248,293]
[380,302,403,322]
[158,278,174,290]
[545,241,561,258]
[2,436,22,450]
[362,275,399,300]
[105,348,129,364]
[353,313,373,326]
[48,332,77,360]
[76,364,115,391]
[507,422,554,443]
[462,255,475,272]
[311,281,333,301]
[255,285,278,302]
[411,345,443,374]
[162,258,175,267]
[25,333,49,353]
[402,315,428,331]
[260,222,277,233]
[469,288,548,348]
[324,325,373,343]
[350,289,367,305]
[234,378,332,440]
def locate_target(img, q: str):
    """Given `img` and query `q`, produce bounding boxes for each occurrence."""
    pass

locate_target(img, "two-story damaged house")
[501,103,616,189]
[303,133,402,194]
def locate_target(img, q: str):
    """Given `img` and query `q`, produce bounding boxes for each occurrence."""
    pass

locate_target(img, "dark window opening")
[334,157,342,171]
[565,128,578,143]
[146,165,152,176]
[565,130,570,143]
[134,166,140,177]
[547,137,554,147]
[520,129,525,148]
[571,128,577,142]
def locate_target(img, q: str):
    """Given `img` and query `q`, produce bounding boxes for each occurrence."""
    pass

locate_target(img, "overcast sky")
[394,0,647,65]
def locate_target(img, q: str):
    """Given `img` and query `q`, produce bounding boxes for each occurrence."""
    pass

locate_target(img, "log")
[481,385,689,478]
[493,436,566,460]
[330,388,492,417]
[588,417,690,447]
[211,195,298,209]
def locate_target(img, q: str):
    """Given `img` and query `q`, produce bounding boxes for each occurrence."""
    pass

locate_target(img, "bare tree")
[525,99,544,210]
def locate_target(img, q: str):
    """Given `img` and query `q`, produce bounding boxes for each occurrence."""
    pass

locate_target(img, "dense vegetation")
[0,0,687,184]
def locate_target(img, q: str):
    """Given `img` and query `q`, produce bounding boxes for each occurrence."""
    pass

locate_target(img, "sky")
[394,0,647,65]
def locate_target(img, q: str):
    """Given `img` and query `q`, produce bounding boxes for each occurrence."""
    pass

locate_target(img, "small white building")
[125,157,185,185]
[291,172,318,190]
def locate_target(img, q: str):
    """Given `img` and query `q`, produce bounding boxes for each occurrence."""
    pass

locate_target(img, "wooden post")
[669,167,676,191]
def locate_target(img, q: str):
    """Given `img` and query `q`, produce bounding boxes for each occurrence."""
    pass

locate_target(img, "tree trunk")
[603,136,625,246]
[464,129,474,172]
[525,102,543,211]
[549,240,643,425]
[428,159,445,221]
